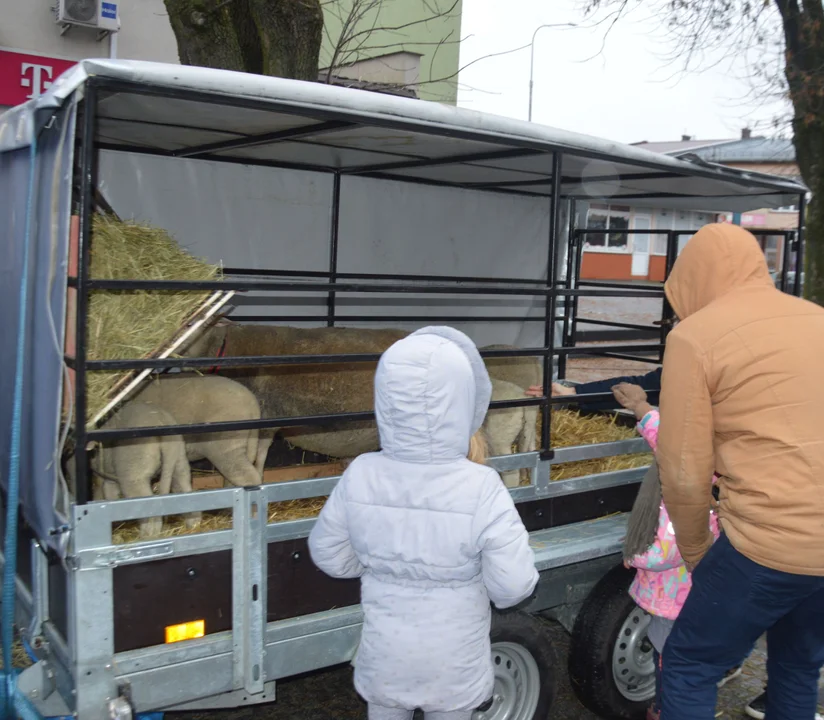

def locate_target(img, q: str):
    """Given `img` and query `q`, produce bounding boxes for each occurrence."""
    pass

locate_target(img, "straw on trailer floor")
[111,409,651,544]
[0,636,33,670]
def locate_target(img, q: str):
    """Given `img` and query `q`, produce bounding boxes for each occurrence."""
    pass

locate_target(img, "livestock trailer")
[0,60,807,720]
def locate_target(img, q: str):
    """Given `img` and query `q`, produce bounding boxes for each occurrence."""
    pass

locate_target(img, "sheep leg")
[113,447,164,538]
[254,430,274,480]
[100,479,121,501]
[170,450,201,531]
[518,407,539,485]
[484,407,522,489]
[117,479,161,539]
[155,437,178,496]
[207,442,262,488]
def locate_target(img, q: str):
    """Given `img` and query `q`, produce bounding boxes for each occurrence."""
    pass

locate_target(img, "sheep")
[482,344,543,392]
[182,320,544,463]
[485,378,539,488]
[134,373,271,488]
[64,402,198,539]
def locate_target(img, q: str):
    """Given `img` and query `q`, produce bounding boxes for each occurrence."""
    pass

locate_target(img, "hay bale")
[84,215,222,423]
[110,409,651,544]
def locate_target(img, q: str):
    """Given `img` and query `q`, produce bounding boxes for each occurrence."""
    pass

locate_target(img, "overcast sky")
[457,0,787,144]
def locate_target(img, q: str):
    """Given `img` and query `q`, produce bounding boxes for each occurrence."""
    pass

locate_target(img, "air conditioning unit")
[56,0,120,32]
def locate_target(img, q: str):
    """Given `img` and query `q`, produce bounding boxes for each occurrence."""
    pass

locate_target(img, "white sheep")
[135,373,272,487]
[65,401,198,539]
[484,378,539,489]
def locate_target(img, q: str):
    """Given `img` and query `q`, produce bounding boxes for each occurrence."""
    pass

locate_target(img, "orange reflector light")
[165,620,205,644]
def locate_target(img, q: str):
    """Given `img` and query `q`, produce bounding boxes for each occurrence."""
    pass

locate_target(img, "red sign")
[0,49,77,107]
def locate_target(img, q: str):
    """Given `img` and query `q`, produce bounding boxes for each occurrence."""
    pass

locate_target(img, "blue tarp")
[0,103,76,554]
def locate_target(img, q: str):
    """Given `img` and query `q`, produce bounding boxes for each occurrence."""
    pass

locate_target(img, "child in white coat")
[308,326,539,720]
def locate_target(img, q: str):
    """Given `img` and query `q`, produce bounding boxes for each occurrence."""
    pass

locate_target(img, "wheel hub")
[472,642,541,720]
[611,607,656,702]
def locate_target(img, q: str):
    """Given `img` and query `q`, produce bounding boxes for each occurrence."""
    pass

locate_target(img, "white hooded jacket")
[308,327,539,712]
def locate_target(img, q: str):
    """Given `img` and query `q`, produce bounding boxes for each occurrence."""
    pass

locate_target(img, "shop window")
[652,234,668,255]
[586,205,630,250]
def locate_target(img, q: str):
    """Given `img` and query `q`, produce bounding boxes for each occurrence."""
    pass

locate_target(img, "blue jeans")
[661,533,824,720]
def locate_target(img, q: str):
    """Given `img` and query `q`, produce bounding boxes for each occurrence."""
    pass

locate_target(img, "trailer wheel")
[568,564,655,720]
[474,611,557,720]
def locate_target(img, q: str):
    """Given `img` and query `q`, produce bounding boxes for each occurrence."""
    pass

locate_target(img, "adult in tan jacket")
[656,223,824,720]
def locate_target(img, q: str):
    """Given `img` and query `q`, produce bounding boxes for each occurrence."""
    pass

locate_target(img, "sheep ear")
[214,317,235,327]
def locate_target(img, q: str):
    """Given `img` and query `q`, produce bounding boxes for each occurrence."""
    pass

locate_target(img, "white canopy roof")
[0,59,807,212]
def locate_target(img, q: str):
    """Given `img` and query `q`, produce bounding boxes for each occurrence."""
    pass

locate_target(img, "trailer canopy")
[0,59,807,212]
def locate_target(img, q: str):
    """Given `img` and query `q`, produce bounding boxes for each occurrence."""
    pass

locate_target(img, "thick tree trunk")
[164,0,322,81]
[776,0,824,304]
[163,0,248,72]
[793,123,824,304]
[249,0,323,81]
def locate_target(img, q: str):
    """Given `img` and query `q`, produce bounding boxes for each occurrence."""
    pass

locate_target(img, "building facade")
[580,132,802,281]
[0,0,462,113]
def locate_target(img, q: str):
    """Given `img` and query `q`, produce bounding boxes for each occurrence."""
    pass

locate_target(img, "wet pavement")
[576,294,664,332]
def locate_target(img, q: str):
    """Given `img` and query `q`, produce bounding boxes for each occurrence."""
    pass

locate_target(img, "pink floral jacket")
[628,410,720,620]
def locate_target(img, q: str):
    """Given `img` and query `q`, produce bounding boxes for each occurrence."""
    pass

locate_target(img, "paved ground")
[577,295,664,331]
[174,621,822,720]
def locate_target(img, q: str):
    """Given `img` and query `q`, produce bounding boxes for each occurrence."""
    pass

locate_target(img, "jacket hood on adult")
[374,326,492,464]
[664,224,774,321]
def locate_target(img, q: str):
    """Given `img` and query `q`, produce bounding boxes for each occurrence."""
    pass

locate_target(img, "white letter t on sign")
[20,63,54,100]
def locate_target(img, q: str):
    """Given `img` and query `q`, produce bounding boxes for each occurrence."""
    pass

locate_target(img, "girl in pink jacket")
[612,383,737,720]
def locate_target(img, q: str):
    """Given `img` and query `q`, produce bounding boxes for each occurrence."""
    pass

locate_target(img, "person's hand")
[525,383,577,398]
[612,382,653,419]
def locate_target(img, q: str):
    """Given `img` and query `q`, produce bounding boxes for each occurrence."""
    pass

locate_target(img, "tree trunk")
[163,0,248,72]
[792,123,824,304]
[164,0,322,82]
[776,0,824,304]
[249,0,323,81]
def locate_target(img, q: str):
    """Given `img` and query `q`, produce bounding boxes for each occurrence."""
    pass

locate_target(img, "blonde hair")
[468,429,489,465]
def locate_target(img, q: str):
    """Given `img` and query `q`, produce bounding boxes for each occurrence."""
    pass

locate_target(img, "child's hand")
[612,383,653,419]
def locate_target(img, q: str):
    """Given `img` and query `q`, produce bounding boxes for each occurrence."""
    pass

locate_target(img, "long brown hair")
[468,429,489,465]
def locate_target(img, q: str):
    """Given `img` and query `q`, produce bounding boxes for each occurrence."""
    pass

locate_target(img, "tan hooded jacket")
[659,223,824,576]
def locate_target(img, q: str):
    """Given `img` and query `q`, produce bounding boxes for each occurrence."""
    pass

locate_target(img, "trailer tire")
[476,611,557,720]
[568,563,655,720]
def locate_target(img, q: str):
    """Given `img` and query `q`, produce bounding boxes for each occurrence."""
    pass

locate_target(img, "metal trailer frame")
[0,61,807,720]
[561,227,805,371]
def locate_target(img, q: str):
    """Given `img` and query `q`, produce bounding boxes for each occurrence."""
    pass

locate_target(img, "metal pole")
[794,193,806,297]
[74,83,98,506]
[780,232,792,293]
[658,229,679,364]
[569,222,584,352]
[541,151,562,459]
[327,172,341,326]
[528,23,575,122]
[558,198,577,379]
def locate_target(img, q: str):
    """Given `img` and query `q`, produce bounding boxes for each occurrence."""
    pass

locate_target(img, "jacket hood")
[664,224,774,320]
[374,326,492,463]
